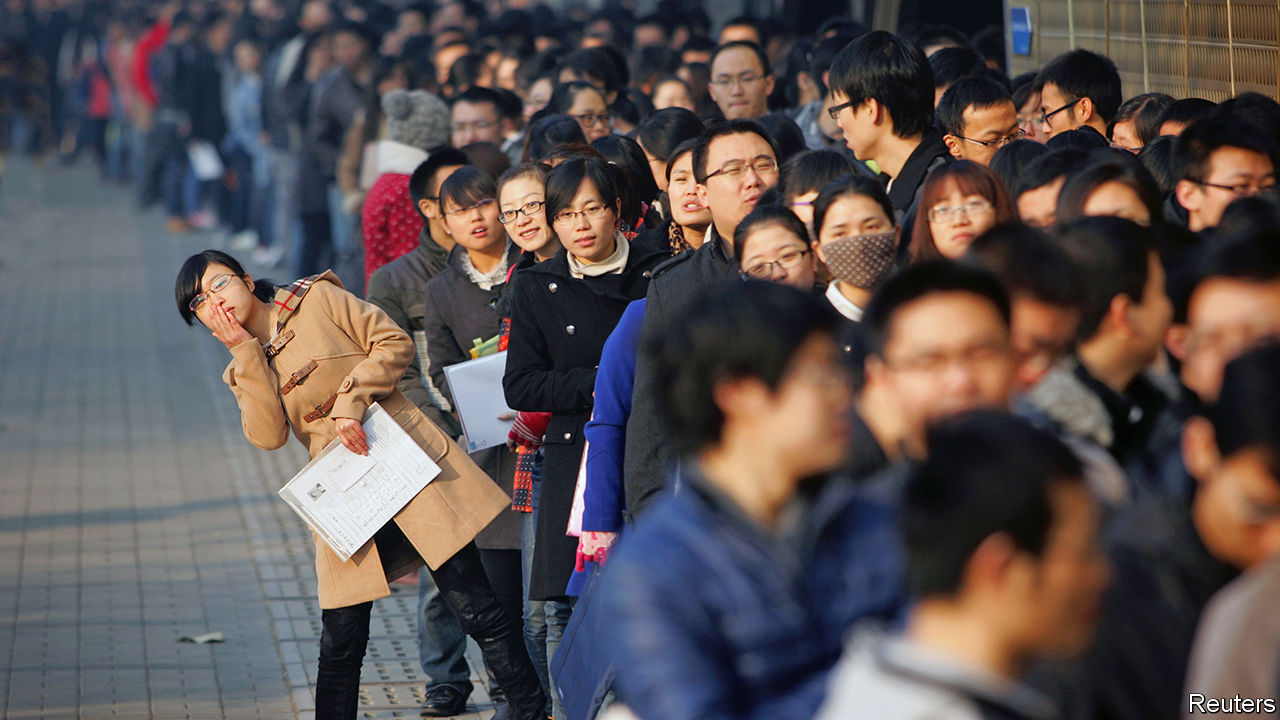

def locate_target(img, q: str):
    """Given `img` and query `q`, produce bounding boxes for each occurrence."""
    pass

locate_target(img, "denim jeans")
[417,569,471,693]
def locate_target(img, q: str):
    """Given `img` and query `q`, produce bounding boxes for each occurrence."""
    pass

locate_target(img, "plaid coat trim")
[271,274,324,334]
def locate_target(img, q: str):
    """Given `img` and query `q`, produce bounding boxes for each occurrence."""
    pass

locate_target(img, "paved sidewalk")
[0,157,498,719]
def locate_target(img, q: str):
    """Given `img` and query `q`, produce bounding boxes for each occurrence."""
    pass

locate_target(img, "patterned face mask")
[821,230,897,289]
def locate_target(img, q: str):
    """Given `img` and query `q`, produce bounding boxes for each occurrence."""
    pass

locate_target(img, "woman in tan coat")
[175,250,546,720]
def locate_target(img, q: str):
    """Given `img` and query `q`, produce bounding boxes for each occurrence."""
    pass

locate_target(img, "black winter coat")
[503,239,667,599]
[423,243,524,550]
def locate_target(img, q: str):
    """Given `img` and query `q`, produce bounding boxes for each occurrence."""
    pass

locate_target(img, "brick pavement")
[0,157,498,719]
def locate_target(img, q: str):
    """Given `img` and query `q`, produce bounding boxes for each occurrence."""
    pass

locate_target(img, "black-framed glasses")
[827,99,857,120]
[1192,177,1278,197]
[705,157,779,181]
[954,128,1026,148]
[444,198,497,218]
[709,72,765,89]
[188,273,238,313]
[740,248,810,280]
[1038,98,1080,126]
[499,200,546,224]
[572,112,612,127]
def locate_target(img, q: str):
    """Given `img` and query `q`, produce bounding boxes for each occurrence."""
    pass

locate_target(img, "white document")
[443,351,515,454]
[187,140,224,181]
[278,403,441,561]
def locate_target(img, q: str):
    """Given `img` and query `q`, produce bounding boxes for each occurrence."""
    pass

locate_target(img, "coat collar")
[887,132,950,212]
[271,270,342,333]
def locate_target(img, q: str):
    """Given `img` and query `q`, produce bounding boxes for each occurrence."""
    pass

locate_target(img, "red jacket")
[361,173,425,285]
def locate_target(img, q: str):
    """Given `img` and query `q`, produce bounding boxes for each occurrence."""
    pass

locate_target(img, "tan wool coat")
[221,272,510,609]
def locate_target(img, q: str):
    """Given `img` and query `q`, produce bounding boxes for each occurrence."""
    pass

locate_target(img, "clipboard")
[442,351,516,453]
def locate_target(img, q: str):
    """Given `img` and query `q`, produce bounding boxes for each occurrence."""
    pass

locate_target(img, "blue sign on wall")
[1010,7,1032,56]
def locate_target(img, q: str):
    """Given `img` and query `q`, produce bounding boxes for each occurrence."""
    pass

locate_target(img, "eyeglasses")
[954,128,1026,148]
[710,72,765,89]
[705,157,778,182]
[927,198,994,224]
[188,273,238,313]
[884,340,1012,376]
[741,248,811,280]
[452,119,496,133]
[827,99,857,120]
[444,197,497,218]
[1192,176,1278,197]
[572,112,612,127]
[498,199,545,224]
[1038,98,1080,126]
[552,203,610,225]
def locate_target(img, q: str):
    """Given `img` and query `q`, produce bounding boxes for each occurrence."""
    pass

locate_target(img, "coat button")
[563,432,572,440]
[566,325,576,335]
[548,282,558,293]
[642,270,652,278]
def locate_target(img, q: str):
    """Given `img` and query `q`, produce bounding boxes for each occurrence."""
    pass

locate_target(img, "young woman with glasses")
[547,81,613,143]
[910,160,1017,262]
[174,250,546,720]
[502,158,667,613]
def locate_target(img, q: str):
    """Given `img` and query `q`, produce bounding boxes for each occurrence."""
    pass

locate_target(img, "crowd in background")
[10,1,1280,720]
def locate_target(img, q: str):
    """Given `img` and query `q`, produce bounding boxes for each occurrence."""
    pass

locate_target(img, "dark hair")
[438,165,498,212]
[1035,48,1122,124]
[906,23,969,51]
[612,87,655,129]
[591,134,657,227]
[1014,148,1087,198]
[781,150,858,205]
[1056,152,1163,225]
[547,81,608,117]
[829,31,935,139]
[492,87,524,123]
[929,45,988,92]
[989,139,1049,198]
[545,156,623,229]
[862,260,1011,358]
[635,107,705,165]
[497,161,551,200]
[1155,98,1216,133]
[692,119,779,183]
[1112,92,1174,146]
[1173,226,1280,323]
[1137,135,1179,196]
[643,281,836,455]
[1218,92,1280,140]
[446,52,490,95]
[541,143,607,166]
[813,174,896,238]
[1046,126,1110,152]
[964,223,1084,308]
[451,85,503,113]
[1174,115,1278,183]
[902,410,1085,598]
[721,15,766,45]
[1213,343,1280,473]
[733,204,811,260]
[1055,216,1157,341]
[971,25,1006,72]
[1010,70,1040,111]
[709,40,772,78]
[360,57,420,146]
[665,137,703,183]
[935,76,1013,137]
[522,113,588,162]
[559,47,626,97]
[805,36,855,98]
[633,44,680,88]
[409,148,471,219]
[757,113,807,165]
[1215,194,1280,242]
[175,250,275,326]
[911,161,1017,262]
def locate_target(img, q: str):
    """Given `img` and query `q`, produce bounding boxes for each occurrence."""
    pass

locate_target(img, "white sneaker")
[229,230,259,252]
[252,244,285,267]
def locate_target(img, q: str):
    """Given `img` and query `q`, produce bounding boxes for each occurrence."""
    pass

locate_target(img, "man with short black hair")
[450,86,513,148]
[1013,148,1086,227]
[1021,217,1173,480]
[707,41,774,121]
[1034,48,1121,140]
[625,121,781,518]
[718,15,764,46]
[929,45,988,105]
[818,411,1108,720]
[937,76,1021,166]
[828,31,950,233]
[1172,115,1278,235]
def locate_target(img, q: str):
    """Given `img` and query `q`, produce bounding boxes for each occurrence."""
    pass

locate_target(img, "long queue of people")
[16,1,1280,719]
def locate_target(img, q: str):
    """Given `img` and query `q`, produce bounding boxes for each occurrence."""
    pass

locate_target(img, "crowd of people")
[11,1,1280,719]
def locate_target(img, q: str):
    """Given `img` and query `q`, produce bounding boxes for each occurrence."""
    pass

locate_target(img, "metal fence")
[1005,0,1280,100]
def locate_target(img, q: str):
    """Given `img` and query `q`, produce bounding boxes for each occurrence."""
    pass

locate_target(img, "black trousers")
[314,525,546,720]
